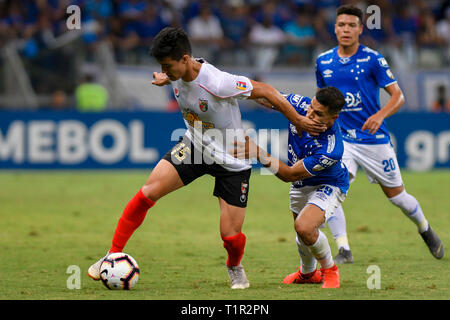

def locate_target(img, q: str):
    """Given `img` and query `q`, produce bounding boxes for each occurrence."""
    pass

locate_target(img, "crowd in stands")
[0,0,449,110]
[1,0,449,66]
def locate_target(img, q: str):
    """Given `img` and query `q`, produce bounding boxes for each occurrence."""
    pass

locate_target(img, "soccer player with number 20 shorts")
[88,27,327,289]
[315,5,444,263]
[234,87,348,288]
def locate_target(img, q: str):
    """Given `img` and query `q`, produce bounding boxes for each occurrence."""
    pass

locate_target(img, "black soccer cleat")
[420,225,444,259]
[334,247,354,264]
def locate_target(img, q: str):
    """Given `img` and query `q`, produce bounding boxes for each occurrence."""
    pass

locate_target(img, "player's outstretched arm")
[151,72,171,86]
[233,136,313,182]
[248,80,327,136]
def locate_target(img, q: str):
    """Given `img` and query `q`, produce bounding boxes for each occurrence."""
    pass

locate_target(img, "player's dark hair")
[336,4,364,24]
[149,27,192,61]
[316,87,346,115]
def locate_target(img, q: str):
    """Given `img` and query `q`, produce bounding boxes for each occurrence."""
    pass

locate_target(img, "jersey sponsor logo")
[323,69,333,78]
[236,81,247,90]
[356,56,371,62]
[339,57,351,64]
[287,143,298,164]
[182,110,215,129]
[344,91,362,109]
[318,155,337,168]
[327,134,336,153]
[174,88,180,98]
[378,57,389,67]
[320,58,333,64]
[289,94,302,105]
[199,98,208,112]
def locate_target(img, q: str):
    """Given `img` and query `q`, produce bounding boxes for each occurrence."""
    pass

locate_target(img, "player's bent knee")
[141,182,167,202]
[294,219,314,238]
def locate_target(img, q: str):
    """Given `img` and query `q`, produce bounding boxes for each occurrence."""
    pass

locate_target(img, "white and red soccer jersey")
[171,60,253,172]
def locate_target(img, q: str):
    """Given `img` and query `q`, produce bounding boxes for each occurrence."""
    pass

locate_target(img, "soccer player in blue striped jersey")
[315,5,444,262]
[234,87,348,288]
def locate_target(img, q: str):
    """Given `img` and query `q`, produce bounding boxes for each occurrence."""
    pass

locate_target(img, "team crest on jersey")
[174,88,180,98]
[240,182,248,203]
[198,98,208,112]
[236,81,247,90]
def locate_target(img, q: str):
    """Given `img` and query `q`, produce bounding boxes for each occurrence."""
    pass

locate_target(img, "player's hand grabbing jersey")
[285,94,349,194]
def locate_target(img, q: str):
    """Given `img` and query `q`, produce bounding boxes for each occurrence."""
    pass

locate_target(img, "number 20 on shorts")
[382,158,396,172]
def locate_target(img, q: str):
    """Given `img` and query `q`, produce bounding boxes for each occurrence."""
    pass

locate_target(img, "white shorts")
[289,184,346,222]
[343,141,403,188]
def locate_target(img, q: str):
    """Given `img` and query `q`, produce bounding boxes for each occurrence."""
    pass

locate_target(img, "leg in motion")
[88,159,184,280]
[295,204,340,288]
[383,185,444,259]
[328,205,353,264]
[219,198,249,289]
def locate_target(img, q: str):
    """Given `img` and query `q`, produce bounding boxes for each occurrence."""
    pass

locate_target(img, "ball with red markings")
[99,253,140,290]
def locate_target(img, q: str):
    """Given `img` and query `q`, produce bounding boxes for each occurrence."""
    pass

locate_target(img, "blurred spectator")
[283,10,316,65]
[220,1,250,65]
[117,0,148,21]
[436,7,450,64]
[120,5,168,63]
[248,15,285,73]
[252,0,291,29]
[312,7,335,51]
[1,0,450,111]
[432,84,450,113]
[417,10,446,67]
[75,74,108,112]
[392,6,419,66]
[187,5,224,63]
[437,7,450,43]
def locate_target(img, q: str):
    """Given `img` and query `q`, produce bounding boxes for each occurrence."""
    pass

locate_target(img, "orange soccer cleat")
[282,267,323,284]
[320,264,340,288]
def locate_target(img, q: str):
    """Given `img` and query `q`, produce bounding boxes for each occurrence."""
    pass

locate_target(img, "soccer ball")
[99,252,140,290]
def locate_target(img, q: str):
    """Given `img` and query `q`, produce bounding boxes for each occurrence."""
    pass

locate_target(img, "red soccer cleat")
[283,266,323,284]
[320,264,340,288]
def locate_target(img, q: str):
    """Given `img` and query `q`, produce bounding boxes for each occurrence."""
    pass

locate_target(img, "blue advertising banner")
[0,111,449,170]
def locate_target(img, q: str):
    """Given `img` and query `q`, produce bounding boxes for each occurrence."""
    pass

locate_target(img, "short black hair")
[336,4,364,24]
[316,86,346,115]
[149,27,192,61]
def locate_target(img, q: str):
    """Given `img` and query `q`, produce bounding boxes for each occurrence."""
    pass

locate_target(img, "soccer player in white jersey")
[315,5,444,263]
[88,27,327,289]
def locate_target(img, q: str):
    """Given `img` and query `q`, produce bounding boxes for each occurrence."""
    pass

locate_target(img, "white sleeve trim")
[383,80,397,88]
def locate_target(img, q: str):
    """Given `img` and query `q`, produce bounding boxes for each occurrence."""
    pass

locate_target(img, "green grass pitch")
[0,170,449,300]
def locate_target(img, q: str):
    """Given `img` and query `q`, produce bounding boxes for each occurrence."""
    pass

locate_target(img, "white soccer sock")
[308,230,334,269]
[389,190,429,233]
[327,205,351,250]
[296,235,317,274]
